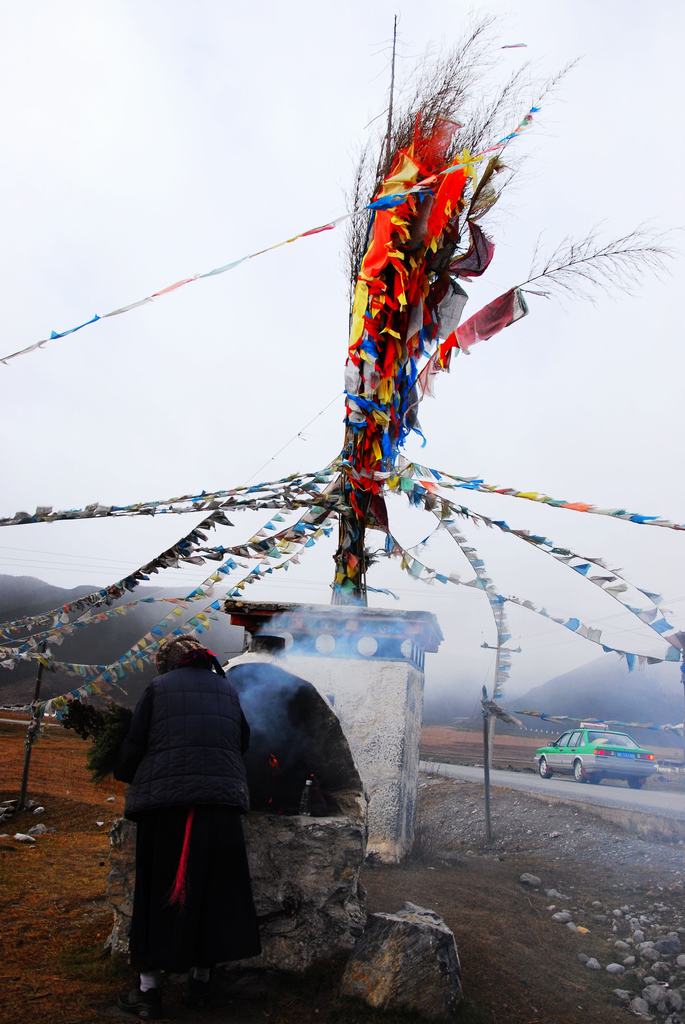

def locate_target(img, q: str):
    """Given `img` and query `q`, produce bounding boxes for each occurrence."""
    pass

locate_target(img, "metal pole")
[482,685,493,845]
[681,655,685,766]
[487,603,505,777]
[18,643,46,811]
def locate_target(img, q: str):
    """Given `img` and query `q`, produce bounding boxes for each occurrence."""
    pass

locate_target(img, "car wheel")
[628,777,646,790]
[538,757,553,779]
[573,759,586,783]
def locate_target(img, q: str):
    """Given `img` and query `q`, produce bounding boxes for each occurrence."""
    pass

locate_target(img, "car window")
[588,731,638,748]
[556,732,572,746]
[567,731,581,747]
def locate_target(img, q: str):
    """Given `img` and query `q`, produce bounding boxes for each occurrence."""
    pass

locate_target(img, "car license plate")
[616,751,636,758]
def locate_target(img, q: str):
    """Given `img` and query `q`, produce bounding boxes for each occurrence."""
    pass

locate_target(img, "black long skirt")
[129,806,261,972]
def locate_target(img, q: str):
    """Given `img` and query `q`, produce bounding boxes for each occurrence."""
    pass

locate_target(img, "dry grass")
[0,727,127,1023]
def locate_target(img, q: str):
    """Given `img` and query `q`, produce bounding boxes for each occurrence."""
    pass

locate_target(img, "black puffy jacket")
[114,666,250,819]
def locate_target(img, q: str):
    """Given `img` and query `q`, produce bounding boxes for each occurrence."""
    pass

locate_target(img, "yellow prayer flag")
[349,280,369,345]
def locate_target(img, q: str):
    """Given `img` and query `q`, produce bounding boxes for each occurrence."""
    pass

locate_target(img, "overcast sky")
[1,0,683,700]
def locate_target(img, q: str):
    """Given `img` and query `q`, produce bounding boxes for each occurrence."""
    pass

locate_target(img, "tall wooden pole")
[332,15,398,607]
[331,456,370,607]
[18,643,46,811]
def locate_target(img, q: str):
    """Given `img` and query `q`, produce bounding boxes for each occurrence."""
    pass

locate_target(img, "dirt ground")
[2,722,685,1023]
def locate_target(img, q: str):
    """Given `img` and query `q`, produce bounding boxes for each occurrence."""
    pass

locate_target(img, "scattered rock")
[669,991,684,1013]
[577,953,589,964]
[613,988,631,1003]
[545,888,569,900]
[14,833,36,843]
[615,940,631,952]
[643,983,669,1007]
[552,911,572,924]
[341,903,462,1021]
[657,937,682,955]
[106,796,116,802]
[624,956,637,967]
[27,823,48,836]
[32,806,45,815]
[95,821,105,828]
[566,922,578,933]
[606,963,625,974]
[549,831,561,839]
[676,955,685,968]
[630,996,650,1015]
[634,930,646,943]
[519,873,541,888]
[585,958,601,971]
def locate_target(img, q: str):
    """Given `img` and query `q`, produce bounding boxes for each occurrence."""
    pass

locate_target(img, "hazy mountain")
[0,575,94,619]
[422,686,483,725]
[0,575,244,707]
[423,655,684,749]
[510,657,682,728]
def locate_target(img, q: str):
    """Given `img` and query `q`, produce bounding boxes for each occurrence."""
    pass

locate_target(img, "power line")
[242,392,342,485]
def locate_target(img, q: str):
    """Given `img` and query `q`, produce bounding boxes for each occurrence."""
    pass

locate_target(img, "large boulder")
[341,902,462,1021]
[242,813,366,971]
[108,813,366,972]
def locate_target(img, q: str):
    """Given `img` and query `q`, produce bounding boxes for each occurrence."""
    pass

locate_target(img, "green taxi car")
[534,724,657,788]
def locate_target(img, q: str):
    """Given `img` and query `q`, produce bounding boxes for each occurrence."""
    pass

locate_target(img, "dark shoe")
[117,986,163,1020]
[185,974,212,1009]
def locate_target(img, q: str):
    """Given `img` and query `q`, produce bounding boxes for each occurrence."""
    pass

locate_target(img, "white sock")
[139,971,160,992]
[191,967,210,982]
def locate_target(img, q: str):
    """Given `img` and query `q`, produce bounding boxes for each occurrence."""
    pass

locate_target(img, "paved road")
[420,760,685,822]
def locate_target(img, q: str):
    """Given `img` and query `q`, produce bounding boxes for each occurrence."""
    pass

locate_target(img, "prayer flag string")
[0,108,540,367]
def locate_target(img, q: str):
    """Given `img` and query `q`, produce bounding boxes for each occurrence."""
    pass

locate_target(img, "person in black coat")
[114,634,261,1020]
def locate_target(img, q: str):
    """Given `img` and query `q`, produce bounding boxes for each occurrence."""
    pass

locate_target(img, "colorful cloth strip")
[0,466,337,529]
[412,464,685,532]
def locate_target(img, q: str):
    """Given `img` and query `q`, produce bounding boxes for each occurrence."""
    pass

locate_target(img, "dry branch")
[520,227,675,301]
